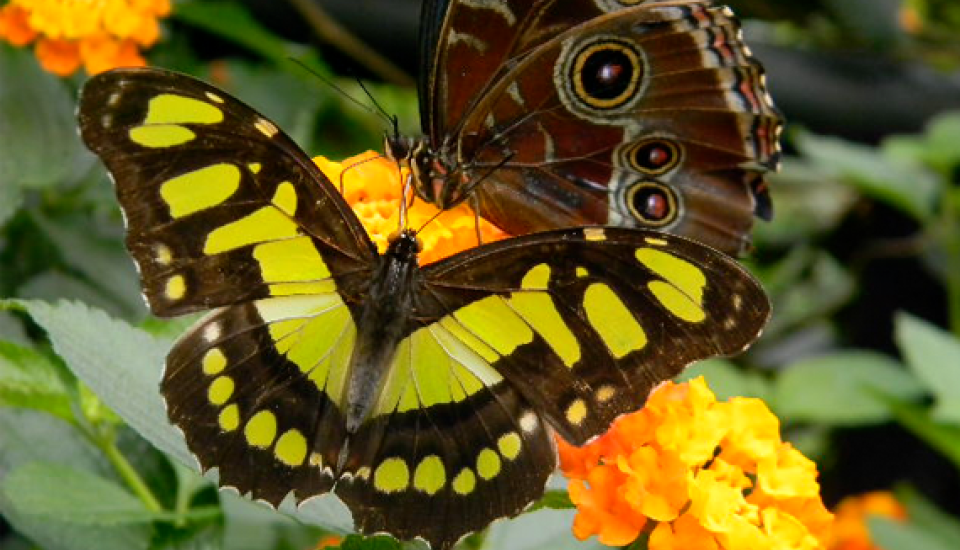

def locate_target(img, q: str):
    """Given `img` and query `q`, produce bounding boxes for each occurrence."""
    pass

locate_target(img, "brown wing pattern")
[79,68,377,317]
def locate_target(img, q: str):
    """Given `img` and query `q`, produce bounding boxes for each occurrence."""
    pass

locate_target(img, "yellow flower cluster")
[314,151,506,263]
[558,378,834,550]
[828,491,905,550]
[0,0,170,76]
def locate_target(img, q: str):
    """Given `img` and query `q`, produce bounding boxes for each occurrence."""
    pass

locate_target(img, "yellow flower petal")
[757,445,822,499]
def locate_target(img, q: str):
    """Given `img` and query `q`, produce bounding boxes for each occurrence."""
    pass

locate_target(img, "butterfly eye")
[625,139,681,176]
[625,182,679,227]
[569,38,643,110]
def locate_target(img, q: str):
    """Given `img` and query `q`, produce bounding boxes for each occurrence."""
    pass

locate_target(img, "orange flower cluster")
[828,492,905,550]
[558,378,834,550]
[314,152,507,263]
[0,0,170,76]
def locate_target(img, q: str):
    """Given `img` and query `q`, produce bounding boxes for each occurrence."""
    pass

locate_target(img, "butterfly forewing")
[78,68,377,317]
[418,0,782,255]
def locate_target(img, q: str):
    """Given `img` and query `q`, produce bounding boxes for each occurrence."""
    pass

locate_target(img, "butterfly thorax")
[343,230,424,433]
[385,133,466,209]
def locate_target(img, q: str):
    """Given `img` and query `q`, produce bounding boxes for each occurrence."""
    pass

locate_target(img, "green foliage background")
[2,0,960,549]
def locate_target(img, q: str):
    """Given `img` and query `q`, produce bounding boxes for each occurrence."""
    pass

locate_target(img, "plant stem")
[944,187,960,336]
[101,437,164,513]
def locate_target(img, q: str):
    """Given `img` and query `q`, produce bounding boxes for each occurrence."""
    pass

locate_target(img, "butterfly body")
[78,19,772,548]
[343,230,422,433]
[400,0,782,255]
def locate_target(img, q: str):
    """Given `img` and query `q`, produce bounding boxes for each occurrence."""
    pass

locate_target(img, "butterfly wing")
[420,0,614,138]
[336,227,770,548]
[79,68,377,504]
[79,68,377,316]
[425,1,781,255]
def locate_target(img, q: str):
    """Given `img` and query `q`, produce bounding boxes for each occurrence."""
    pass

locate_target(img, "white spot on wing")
[204,322,221,343]
[447,30,488,53]
[461,0,516,25]
[519,410,538,433]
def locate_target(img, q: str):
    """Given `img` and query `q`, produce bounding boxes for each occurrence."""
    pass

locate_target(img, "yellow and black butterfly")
[78,68,770,549]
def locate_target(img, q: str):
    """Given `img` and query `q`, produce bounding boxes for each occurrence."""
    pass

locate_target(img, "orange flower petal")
[619,448,689,521]
[557,379,832,548]
[0,5,38,46]
[35,37,81,76]
[313,153,507,263]
[80,35,145,75]
[828,491,903,550]
[650,513,720,550]
[9,0,169,75]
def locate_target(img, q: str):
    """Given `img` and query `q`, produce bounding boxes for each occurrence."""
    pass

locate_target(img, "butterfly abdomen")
[344,232,424,433]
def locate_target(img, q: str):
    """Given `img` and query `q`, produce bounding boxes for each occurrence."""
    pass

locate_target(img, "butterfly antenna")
[289,58,394,128]
[415,203,447,235]
[352,73,402,137]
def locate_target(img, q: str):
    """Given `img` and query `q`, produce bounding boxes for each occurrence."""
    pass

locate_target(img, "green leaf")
[0,409,150,550]
[31,212,144,318]
[220,493,338,550]
[0,311,30,346]
[885,111,960,176]
[0,490,152,550]
[529,490,575,512]
[869,516,956,550]
[18,270,126,319]
[894,312,960,424]
[173,2,304,65]
[4,299,354,533]
[883,396,960,469]
[754,158,857,247]
[762,249,855,336]
[897,485,960,547]
[2,298,188,462]
[484,509,603,550]
[681,358,772,401]
[0,408,108,475]
[1,462,156,525]
[0,340,73,421]
[0,44,93,188]
[0,179,23,228]
[772,351,924,425]
[796,131,939,221]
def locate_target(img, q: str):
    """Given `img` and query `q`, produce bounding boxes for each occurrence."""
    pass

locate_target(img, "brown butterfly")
[388,0,782,255]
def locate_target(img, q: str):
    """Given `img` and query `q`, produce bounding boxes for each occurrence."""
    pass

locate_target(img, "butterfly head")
[385,229,423,262]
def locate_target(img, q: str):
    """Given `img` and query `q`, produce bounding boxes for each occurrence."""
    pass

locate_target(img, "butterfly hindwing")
[331,227,768,548]
[78,68,377,317]
[162,297,356,504]
[415,226,769,443]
